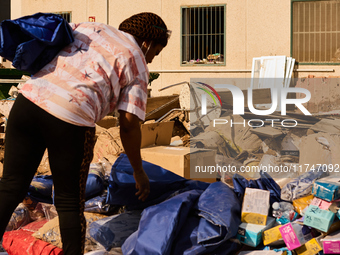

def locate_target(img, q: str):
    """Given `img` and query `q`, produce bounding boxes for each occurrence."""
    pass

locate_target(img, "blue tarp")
[122,182,241,255]
[27,172,105,204]
[106,154,210,210]
[105,154,241,255]
[89,210,142,251]
[0,12,74,74]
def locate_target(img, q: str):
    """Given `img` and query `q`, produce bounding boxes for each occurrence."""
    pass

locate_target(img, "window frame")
[180,4,226,67]
[291,0,340,65]
[53,11,72,23]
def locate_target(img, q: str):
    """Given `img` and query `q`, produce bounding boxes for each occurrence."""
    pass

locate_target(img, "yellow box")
[263,225,282,246]
[293,195,314,215]
[241,188,270,225]
[241,213,267,226]
[294,238,322,255]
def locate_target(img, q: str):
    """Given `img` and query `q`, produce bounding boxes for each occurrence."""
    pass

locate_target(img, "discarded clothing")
[2,229,63,255]
[0,12,74,74]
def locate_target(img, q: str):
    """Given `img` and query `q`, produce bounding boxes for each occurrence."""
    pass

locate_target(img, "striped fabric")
[20,22,149,127]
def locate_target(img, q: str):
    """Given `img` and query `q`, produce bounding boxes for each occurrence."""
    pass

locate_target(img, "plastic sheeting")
[27,170,105,204]
[122,182,241,255]
[104,154,241,254]
[28,175,54,204]
[280,169,328,201]
[0,12,74,74]
[88,210,142,251]
[106,154,210,210]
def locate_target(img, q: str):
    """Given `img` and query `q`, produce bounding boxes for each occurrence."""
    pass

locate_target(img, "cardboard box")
[312,176,340,202]
[325,218,340,235]
[263,225,283,246]
[295,238,323,255]
[310,197,333,210]
[303,205,335,232]
[236,217,275,247]
[322,229,340,254]
[140,146,216,182]
[241,188,270,225]
[293,195,314,216]
[279,222,313,250]
[140,121,174,148]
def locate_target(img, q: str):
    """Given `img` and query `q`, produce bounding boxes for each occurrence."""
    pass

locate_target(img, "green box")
[304,205,335,232]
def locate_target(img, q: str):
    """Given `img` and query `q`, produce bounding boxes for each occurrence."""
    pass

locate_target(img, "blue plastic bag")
[0,12,74,74]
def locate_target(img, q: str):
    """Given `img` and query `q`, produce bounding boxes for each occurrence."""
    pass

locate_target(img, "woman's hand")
[133,169,150,201]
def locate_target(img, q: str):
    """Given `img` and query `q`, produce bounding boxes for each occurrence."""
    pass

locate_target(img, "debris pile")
[1,75,340,255]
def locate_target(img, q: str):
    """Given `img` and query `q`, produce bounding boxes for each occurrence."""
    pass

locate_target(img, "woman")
[0,12,170,255]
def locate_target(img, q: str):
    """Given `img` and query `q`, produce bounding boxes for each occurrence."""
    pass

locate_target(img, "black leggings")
[0,94,95,255]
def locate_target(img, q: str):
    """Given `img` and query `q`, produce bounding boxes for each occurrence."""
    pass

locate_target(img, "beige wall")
[11,0,340,96]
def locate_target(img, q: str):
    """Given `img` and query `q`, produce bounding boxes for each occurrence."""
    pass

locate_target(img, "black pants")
[0,94,95,255]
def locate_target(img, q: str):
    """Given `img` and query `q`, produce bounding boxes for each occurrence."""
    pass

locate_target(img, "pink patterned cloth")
[20,22,149,127]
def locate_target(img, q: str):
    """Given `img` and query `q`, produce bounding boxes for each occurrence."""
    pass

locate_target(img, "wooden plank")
[250,126,283,138]
[145,96,180,121]
[0,79,26,83]
[146,95,179,113]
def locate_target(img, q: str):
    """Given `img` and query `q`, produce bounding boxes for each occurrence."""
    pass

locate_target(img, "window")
[54,12,72,23]
[181,5,225,65]
[292,0,340,63]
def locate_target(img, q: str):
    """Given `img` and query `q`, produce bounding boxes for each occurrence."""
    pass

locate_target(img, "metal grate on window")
[53,12,72,23]
[292,0,340,63]
[181,5,225,65]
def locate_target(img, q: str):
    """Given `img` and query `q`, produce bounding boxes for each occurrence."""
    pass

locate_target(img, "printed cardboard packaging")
[312,176,340,202]
[263,225,283,246]
[236,217,275,247]
[279,222,312,250]
[321,229,340,254]
[303,205,335,233]
[294,237,323,255]
[241,188,270,225]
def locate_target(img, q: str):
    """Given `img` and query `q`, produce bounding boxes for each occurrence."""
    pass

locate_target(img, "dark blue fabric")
[88,210,142,250]
[27,175,54,204]
[232,171,281,203]
[122,182,241,255]
[27,172,104,204]
[106,154,210,210]
[85,173,105,199]
[122,190,203,255]
[0,12,74,74]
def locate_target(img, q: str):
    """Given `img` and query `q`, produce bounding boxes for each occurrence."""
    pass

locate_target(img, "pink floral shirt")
[20,22,149,127]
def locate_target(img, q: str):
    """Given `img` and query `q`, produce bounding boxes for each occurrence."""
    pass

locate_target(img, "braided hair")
[119,12,169,47]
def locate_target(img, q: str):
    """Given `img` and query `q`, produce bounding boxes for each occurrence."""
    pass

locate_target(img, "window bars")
[181,5,225,65]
